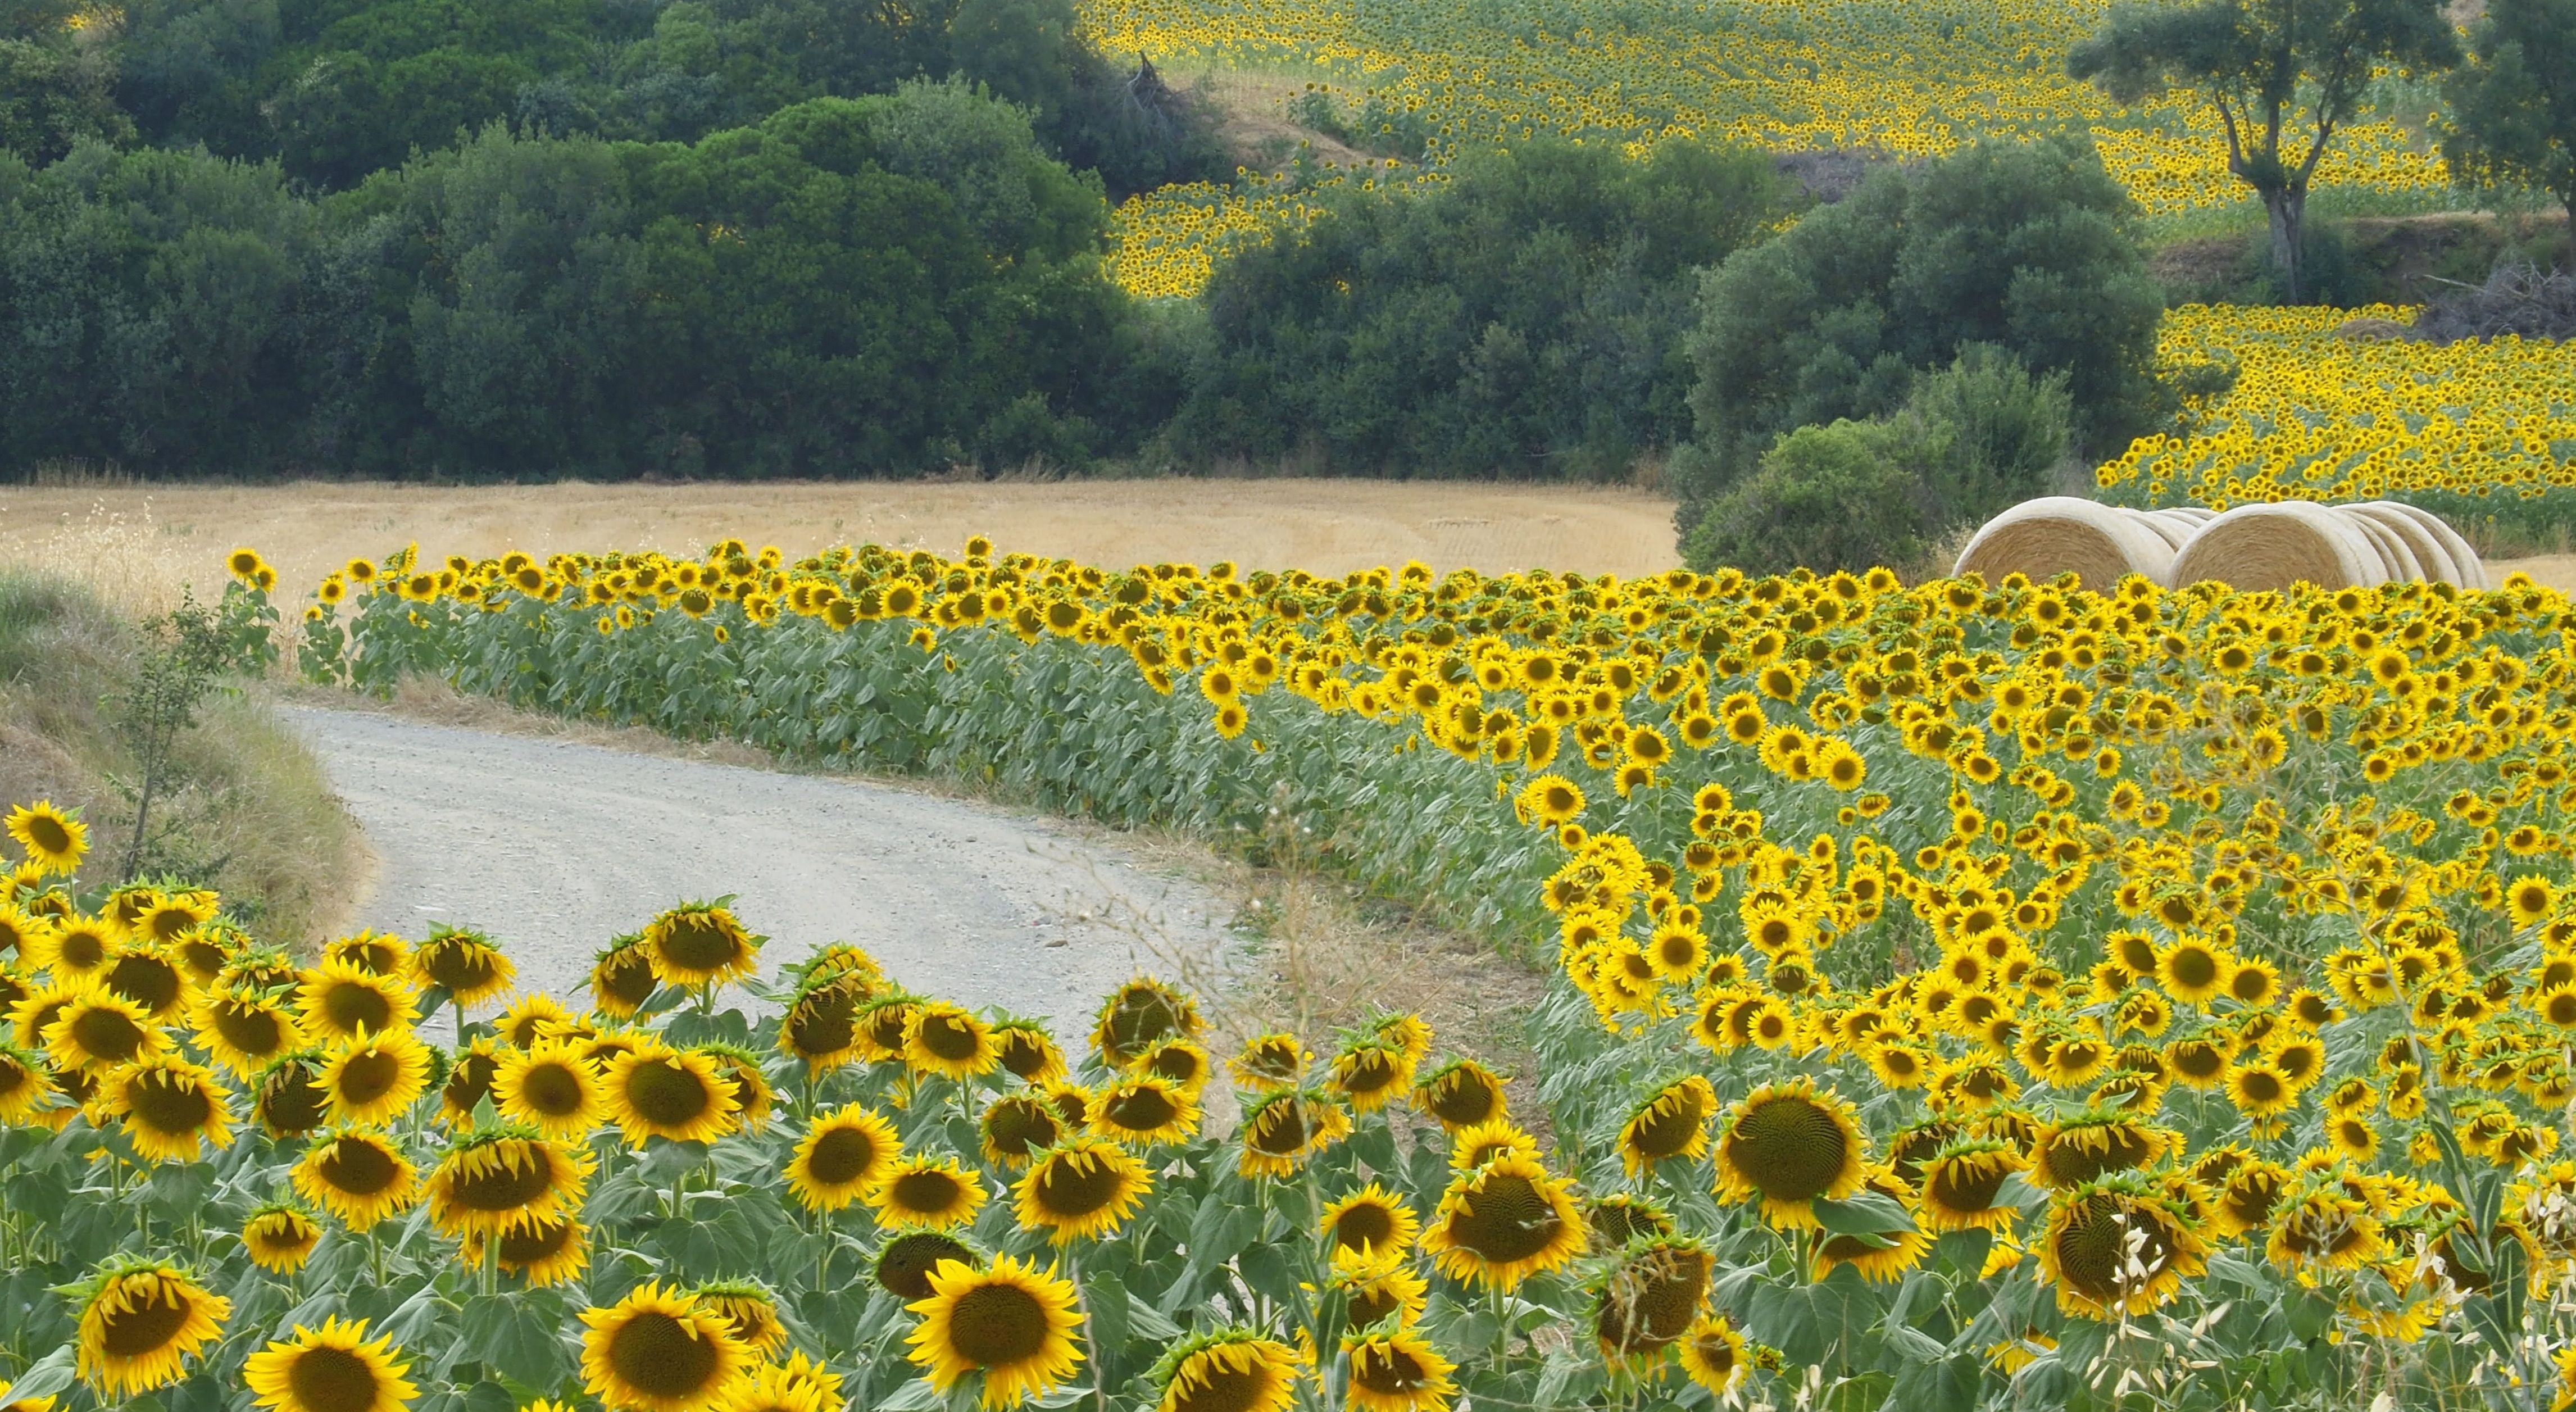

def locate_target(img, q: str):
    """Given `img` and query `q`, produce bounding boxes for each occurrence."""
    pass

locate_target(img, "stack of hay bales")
[1954,498,2489,592]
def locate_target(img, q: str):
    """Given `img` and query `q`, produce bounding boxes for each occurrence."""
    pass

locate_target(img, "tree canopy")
[2442,0,2576,252]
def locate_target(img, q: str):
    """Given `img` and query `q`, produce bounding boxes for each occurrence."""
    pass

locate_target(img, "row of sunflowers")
[17,530,2576,1410]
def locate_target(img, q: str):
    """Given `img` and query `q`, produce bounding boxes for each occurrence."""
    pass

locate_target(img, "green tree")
[2442,0,2576,258]
[2070,0,2459,299]
[1683,419,1925,576]
[0,21,137,164]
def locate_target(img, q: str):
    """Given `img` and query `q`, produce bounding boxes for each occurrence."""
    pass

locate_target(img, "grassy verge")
[0,571,366,945]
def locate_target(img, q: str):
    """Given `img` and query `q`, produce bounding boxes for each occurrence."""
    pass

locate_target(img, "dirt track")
[288,708,1239,1038]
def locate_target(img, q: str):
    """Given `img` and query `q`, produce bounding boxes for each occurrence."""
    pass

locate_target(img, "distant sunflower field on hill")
[15,536,2576,1408]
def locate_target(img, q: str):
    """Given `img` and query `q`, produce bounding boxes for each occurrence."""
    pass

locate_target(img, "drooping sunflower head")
[254,1052,332,1137]
[493,992,574,1050]
[1092,977,1202,1068]
[292,1127,423,1232]
[1410,1058,1507,1131]
[1448,1117,1541,1172]
[580,1282,752,1412]
[903,1252,1086,1409]
[870,1155,988,1232]
[410,925,517,1009]
[778,973,870,1074]
[2026,1109,2176,1190]
[990,1021,1064,1084]
[854,997,924,1065]
[2037,1175,2209,1319]
[71,1259,231,1398]
[467,1212,588,1288]
[95,1052,235,1163]
[321,930,408,979]
[1422,1151,1587,1291]
[242,1203,322,1273]
[1341,1325,1456,1412]
[0,1041,52,1124]
[1235,1088,1352,1179]
[1226,1032,1310,1093]
[689,1279,788,1357]
[643,903,761,988]
[1584,1193,1675,1249]
[1714,1079,1868,1228]
[298,961,420,1046]
[700,1043,775,1130]
[1148,1329,1305,1412]
[1130,1038,1214,1096]
[875,1231,981,1301]
[1320,1183,1420,1257]
[242,1314,419,1412]
[1618,1074,1716,1178]
[1807,1169,1932,1285]
[1919,1138,2028,1233]
[193,988,303,1079]
[979,1093,1067,1172]
[722,1352,843,1412]
[589,939,659,1020]
[426,1128,589,1242]
[1014,1135,1151,1245]
[1592,1237,1715,1360]
[1327,1039,1415,1115]
[905,1002,999,1082]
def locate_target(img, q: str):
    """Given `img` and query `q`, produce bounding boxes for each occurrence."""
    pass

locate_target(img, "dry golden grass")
[0,479,1685,616]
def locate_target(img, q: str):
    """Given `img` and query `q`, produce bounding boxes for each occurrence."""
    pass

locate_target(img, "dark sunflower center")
[214,1005,284,1057]
[629,1060,711,1126]
[497,1217,576,1265]
[608,1310,722,1399]
[128,1070,212,1134]
[2168,949,2218,989]
[864,1007,915,1052]
[983,1102,1060,1161]
[1104,1087,1177,1133]
[600,951,657,1007]
[874,1234,972,1300]
[444,1054,497,1112]
[1100,992,1183,1064]
[2054,1197,2174,1301]
[60,932,107,969]
[2237,1070,2285,1105]
[2043,1127,2154,1187]
[450,1146,556,1211]
[1144,1048,1200,1085]
[2223,1175,2283,1229]
[262,1070,329,1134]
[659,916,741,972]
[320,1137,401,1196]
[786,991,858,1059]
[1172,1360,1274,1412]
[520,1063,585,1115]
[947,1284,1048,1367]
[1347,1286,1401,1328]
[1443,1173,1561,1264]
[25,814,71,854]
[996,1032,1050,1079]
[107,956,182,1014]
[287,1344,382,1412]
[889,1170,963,1215]
[1928,1157,2007,1213]
[1728,1096,1850,1201]
[1332,1204,1395,1252]
[323,983,394,1036]
[98,1284,192,1356]
[427,947,500,993]
[1248,1103,1314,1155]
[920,1014,979,1061]
[70,1006,147,1063]
[2171,1044,2224,1079]
[1351,1342,1433,1394]
[337,1050,404,1108]
[806,1125,884,1186]
[1339,1051,1397,1095]
[1032,1156,1124,1219]
[1597,1250,1707,1352]
[1425,1077,1497,1127]
[1628,1096,1703,1160]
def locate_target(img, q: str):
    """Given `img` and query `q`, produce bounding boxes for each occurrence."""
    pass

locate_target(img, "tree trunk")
[2265,185,2306,302]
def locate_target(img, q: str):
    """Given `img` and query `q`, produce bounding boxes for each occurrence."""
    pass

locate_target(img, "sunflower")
[242,1204,322,1273]
[1322,1184,1420,1256]
[905,1252,1085,1409]
[2026,1111,2176,1189]
[410,926,517,1009]
[581,1282,752,1412]
[1236,1088,1352,1178]
[1675,1314,1748,1396]
[256,1053,333,1137]
[43,986,167,1073]
[1585,1193,1675,1247]
[321,1027,433,1126]
[1810,1172,1932,1284]
[636,902,762,990]
[494,992,575,1049]
[244,1316,419,1412]
[102,945,193,1021]
[2266,1180,2388,1273]
[0,1042,51,1124]
[1450,1118,1541,1172]
[2156,938,2230,1004]
[1411,1059,1506,1131]
[1132,1038,1213,1095]
[590,940,659,1019]
[690,1281,788,1357]
[94,1053,235,1163]
[3,801,85,876]
[852,997,921,1064]
[194,989,303,1078]
[1092,978,1202,1067]
[1618,1074,1716,1178]
[322,931,408,979]
[701,1043,775,1130]
[2225,1060,2299,1118]
[1325,1245,1430,1334]
[72,1260,230,1397]
[467,1213,589,1288]
[1593,1237,1714,1359]
[787,1104,901,1211]
[299,961,420,1045]
[1090,1074,1200,1146]
[605,1043,740,1146]
[875,1231,981,1301]
[1422,1151,1587,1291]
[1920,1139,2028,1233]
[494,1039,605,1137]
[871,1155,988,1231]
[1328,1039,1417,1115]
[1150,1330,1303,1412]
[2036,1176,2208,1319]
[905,1002,1000,1082]
[990,1022,1064,1084]
[1714,1080,1868,1228]
[1342,1326,1455,1412]
[1014,1136,1151,1244]
[428,1129,589,1241]
[779,974,870,1073]
[292,1128,423,1232]
[979,1093,1067,1171]
[1227,1032,1309,1093]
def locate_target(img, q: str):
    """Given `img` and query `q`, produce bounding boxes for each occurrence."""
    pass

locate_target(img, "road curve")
[285,708,1240,1039]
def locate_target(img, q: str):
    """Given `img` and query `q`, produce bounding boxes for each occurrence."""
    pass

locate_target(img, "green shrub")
[1682,418,1924,575]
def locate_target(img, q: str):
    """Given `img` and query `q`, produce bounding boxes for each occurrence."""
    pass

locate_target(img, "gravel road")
[287,709,1241,1039]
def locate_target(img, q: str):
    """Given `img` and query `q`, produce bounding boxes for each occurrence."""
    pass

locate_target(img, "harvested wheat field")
[0,478,1682,613]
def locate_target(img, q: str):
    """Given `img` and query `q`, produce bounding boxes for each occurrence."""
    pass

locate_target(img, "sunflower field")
[19,536,2576,1412]
[2098,306,2576,524]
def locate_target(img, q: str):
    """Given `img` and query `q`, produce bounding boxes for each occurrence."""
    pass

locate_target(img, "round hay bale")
[2168,501,2391,592]
[2342,510,2421,583]
[2129,510,2200,552]
[2363,501,2491,589]
[1953,497,2177,590]
[2343,502,2459,585]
